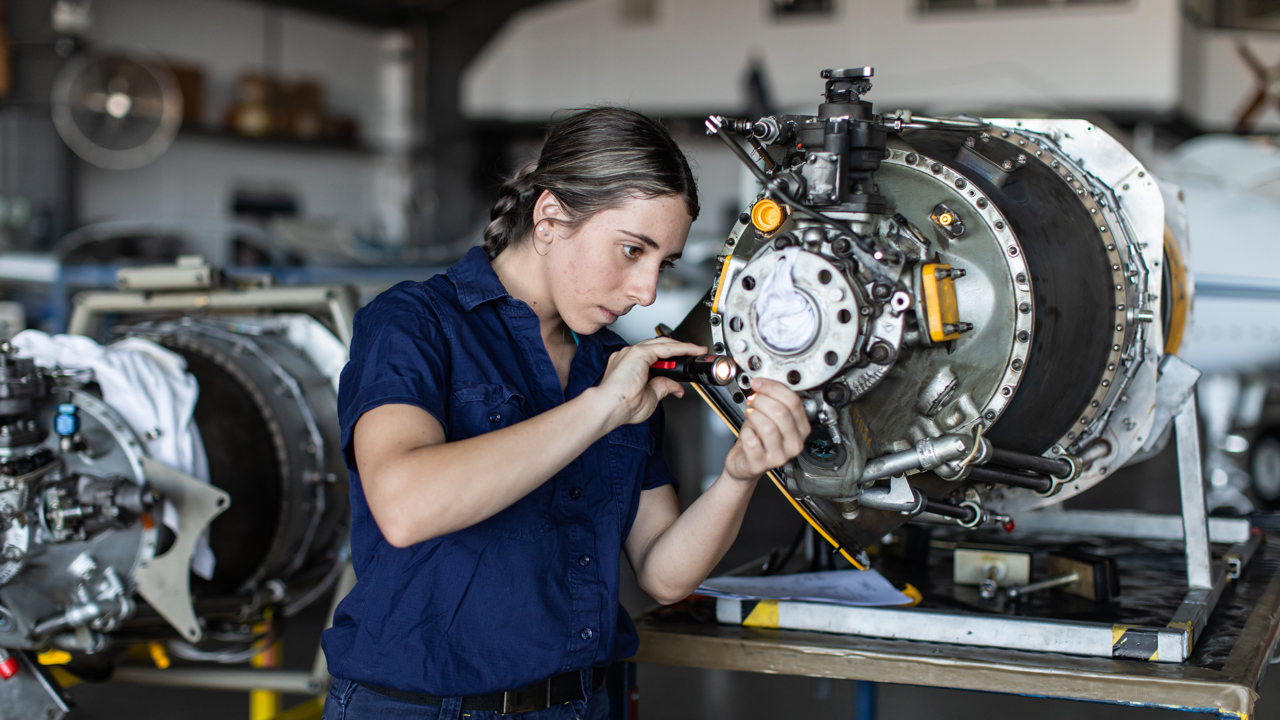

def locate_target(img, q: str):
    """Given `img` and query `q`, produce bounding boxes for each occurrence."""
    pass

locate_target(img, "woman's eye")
[623,245,642,259]
[660,261,676,273]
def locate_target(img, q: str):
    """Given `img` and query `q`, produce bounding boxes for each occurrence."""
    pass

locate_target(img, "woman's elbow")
[640,577,692,606]
[379,521,418,549]
[371,507,413,547]
[370,495,440,548]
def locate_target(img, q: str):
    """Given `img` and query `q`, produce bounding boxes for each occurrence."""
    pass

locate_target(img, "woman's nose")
[628,268,660,307]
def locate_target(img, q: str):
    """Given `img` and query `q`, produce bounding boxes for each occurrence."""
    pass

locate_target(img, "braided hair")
[482,108,700,260]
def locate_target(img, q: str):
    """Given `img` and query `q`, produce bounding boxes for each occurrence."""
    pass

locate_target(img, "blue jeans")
[323,674,610,720]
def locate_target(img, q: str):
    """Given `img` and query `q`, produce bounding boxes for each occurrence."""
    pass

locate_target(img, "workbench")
[629,533,1280,719]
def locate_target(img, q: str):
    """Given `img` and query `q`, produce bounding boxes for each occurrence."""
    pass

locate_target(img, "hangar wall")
[71,0,413,260]
[463,0,1183,119]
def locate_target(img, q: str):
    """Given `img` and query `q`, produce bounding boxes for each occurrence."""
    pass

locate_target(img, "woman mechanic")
[321,108,811,719]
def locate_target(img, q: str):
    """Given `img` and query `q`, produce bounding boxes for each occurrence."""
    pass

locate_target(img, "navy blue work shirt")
[321,246,678,696]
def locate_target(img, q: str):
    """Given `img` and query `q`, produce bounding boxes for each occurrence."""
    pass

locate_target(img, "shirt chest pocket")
[452,383,550,541]
[605,422,654,479]
[450,383,528,439]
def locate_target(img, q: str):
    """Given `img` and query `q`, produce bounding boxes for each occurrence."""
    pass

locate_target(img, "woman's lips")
[600,307,618,323]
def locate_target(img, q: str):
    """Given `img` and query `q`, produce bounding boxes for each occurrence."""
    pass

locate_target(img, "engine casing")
[681,68,1188,556]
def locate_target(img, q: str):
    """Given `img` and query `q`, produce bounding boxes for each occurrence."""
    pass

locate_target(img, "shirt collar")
[447,246,510,311]
[447,245,631,354]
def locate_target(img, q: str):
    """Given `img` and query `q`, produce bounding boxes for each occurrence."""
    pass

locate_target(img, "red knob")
[0,654,18,680]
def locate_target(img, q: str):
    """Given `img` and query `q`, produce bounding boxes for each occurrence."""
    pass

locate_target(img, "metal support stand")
[111,561,356,705]
[0,651,70,720]
[1167,398,1229,653]
[715,394,1261,663]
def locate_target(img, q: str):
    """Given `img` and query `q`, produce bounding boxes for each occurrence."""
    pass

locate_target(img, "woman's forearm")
[361,388,615,547]
[634,472,760,604]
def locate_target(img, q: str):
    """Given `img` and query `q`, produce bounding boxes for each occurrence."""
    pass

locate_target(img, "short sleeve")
[337,283,451,465]
[642,402,679,493]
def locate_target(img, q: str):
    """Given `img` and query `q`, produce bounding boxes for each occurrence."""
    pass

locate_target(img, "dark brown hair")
[482,107,700,259]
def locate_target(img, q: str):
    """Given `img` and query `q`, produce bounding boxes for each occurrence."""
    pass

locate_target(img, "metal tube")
[988,446,1072,478]
[863,448,928,482]
[863,435,971,483]
[967,466,1052,493]
[924,499,976,524]
[1006,572,1079,600]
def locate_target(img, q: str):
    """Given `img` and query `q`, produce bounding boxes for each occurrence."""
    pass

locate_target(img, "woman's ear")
[531,190,565,254]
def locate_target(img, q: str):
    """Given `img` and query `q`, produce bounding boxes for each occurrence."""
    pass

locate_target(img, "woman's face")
[546,193,692,335]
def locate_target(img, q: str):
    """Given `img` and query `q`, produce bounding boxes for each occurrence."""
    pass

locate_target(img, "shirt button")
[578,555,591,567]
[488,412,502,423]
[569,488,582,499]
[580,628,594,641]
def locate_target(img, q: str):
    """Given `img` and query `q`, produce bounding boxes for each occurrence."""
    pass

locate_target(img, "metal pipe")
[1007,572,1079,600]
[748,136,777,171]
[862,447,929,482]
[988,446,1072,478]
[863,434,972,483]
[967,466,1052,493]
[924,499,977,524]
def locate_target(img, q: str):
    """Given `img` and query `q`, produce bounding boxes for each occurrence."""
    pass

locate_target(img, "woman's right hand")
[594,337,707,429]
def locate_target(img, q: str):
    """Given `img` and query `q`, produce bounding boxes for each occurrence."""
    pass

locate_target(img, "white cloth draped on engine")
[755,247,818,353]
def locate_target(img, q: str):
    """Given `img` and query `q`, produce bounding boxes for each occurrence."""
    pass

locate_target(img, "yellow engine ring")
[1163,225,1190,356]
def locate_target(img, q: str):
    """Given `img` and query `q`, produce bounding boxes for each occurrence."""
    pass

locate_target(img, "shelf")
[176,124,377,156]
[242,0,417,28]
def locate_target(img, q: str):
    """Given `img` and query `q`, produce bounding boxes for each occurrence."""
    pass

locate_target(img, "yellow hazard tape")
[1168,619,1194,646]
[743,600,780,628]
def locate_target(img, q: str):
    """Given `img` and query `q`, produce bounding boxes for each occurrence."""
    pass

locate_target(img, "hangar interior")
[5,0,1280,718]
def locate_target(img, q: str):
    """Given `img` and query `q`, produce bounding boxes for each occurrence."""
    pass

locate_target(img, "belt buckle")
[501,679,551,715]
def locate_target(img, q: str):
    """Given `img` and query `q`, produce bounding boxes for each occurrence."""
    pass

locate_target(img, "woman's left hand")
[723,378,811,483]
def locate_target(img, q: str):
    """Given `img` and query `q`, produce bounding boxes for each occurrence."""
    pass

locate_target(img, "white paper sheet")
[696,569,912,607]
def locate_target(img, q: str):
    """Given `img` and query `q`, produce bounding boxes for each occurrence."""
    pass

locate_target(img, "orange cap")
[751,199,785,233]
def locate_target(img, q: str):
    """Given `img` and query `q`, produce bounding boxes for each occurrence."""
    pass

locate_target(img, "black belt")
[361,667,607,714]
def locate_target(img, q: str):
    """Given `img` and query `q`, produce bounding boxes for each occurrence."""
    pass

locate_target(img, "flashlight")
[649,354,738,386]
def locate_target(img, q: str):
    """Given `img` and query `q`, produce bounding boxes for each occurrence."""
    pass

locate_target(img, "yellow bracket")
[37,649,71,666]
[250,611,283,720]
[710,257,734,316]
[920,263,961,343]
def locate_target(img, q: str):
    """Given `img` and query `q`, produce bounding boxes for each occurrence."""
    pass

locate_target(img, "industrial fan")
[50,49,183,170]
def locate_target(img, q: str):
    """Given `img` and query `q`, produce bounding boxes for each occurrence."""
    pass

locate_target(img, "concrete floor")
[54,395,1280,718]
